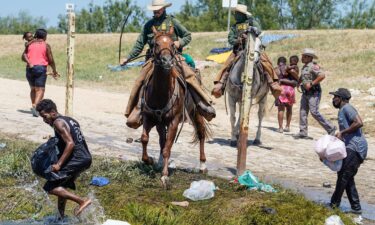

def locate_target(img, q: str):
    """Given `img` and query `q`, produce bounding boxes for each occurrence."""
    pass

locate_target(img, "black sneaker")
[348,208,362,214]
[293,132,309,139]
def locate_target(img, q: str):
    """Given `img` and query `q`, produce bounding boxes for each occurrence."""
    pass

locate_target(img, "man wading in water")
[36,99,92,218]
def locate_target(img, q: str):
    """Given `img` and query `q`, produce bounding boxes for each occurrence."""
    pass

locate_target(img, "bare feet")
[74,199,92,216]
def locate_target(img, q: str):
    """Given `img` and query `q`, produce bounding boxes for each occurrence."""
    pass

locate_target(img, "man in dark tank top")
[36,99,92,219]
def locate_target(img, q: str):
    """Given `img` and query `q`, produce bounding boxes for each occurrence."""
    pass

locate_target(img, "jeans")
[331,148,362,210]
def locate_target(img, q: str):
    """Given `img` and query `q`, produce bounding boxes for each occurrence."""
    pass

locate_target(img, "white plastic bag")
[102,219,131,225]
[183,180,216,201]
[325,137,347,161]
[315,135,332,158]
[323,159,343,172]
[325,215,344,225]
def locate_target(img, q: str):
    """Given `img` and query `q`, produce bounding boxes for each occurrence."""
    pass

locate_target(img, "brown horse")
[140,26,209,189]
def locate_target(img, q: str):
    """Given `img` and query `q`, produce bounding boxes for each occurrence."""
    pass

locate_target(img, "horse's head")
[152,26,176,71]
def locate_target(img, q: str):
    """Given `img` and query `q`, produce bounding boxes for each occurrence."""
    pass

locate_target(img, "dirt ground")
[1,77,375,222]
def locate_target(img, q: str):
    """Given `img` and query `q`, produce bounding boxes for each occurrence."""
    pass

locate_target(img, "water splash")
[75,191,106,225]
[2,189,106,225]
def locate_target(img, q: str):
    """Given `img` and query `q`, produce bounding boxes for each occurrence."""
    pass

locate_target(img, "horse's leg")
[156,125,166,168]
[160,117,180,189]
[228,94,237,147]
[141,119,154,165]
[254,97,266,145]
[194,113,208,174]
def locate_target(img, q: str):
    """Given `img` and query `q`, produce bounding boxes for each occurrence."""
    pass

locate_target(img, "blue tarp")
[209,47,232,54]
[107,61,145,71]
[261,34,298,45]
[208,34,298,54]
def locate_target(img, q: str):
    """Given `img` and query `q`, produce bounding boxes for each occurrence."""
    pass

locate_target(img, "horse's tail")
[190,110,212,144]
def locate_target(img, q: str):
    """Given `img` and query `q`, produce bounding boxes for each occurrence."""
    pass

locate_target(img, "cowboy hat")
[147,0,172,11]
[302,48,318,59]
[233,4,252,16]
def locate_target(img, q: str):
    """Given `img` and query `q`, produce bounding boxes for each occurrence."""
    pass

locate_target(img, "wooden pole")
[65,12,75,116]
[237,31,256,176]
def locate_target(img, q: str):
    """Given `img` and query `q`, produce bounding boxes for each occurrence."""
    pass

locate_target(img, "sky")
[0,0,196,27]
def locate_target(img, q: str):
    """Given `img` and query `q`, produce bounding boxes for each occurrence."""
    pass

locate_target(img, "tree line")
[0,0,373,34]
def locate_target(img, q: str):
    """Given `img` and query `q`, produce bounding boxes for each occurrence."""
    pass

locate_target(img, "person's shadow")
[17,109,32,115]
[208,138,273,150]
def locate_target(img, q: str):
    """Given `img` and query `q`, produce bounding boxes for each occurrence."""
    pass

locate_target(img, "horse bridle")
[152,36,178,70]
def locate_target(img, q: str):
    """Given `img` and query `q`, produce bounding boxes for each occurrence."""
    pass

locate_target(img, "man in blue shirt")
[329,88,367,214]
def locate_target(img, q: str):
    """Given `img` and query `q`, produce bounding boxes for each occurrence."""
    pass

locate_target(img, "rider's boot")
[126,97,143,129]
[190,89,216,121]
[197,101,216,121]
[270,81,282,99]
[211,71,229,98]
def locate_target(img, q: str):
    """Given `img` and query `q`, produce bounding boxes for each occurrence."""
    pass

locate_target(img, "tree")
[175,0,283,31]
[287,0,344,29]
[57,0,146,34]
[0,11,47,34]
[338,0,375,28]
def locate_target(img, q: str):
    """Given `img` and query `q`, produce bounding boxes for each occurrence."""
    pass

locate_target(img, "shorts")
[26,65,47,88]
[43,173,78,192]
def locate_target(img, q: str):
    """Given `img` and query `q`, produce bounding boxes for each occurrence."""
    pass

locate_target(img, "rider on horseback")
[122,0,216,128]
[211,4,282,99]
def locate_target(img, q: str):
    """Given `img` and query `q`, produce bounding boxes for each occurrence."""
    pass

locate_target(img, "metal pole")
[226,0,231,47]
[236,31,255,175]
[65,12,75,116]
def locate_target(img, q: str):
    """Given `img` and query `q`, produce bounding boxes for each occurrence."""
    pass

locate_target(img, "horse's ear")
[168,26,174,36]
[152,26,158,35]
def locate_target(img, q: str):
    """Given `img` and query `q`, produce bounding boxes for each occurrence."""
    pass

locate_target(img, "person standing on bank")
[36,99,92,218]
[329,88,367,214]
[296,48,336,138]
[22,28,59,117]
[22,31,35,113]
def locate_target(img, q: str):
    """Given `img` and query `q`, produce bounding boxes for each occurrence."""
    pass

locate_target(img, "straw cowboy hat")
[147,0,172,11]
[302,48,318,59]
[233,4,252,16]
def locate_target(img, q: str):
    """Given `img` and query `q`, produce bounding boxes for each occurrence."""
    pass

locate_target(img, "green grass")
[0,33,226,92]
[0,134,355,224]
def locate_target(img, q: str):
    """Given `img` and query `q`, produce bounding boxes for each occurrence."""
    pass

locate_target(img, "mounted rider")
[211,4,282,99]
[122,0,215,128]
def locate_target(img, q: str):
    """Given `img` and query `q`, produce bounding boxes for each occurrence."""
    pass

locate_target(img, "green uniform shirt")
[127,13,192,59]
[228,17,261,46]
[300,61,323,85]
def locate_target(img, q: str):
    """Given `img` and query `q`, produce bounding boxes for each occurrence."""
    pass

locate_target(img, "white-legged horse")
[226,51,269,147]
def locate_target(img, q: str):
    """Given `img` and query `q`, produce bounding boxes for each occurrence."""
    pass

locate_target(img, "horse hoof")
[161,176,171,190]
[199,168,208,174]
[230,140,237,147]
[143,156,154,165]
[253,139,261,145]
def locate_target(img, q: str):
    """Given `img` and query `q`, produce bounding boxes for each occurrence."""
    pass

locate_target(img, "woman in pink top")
[22,29,59,117]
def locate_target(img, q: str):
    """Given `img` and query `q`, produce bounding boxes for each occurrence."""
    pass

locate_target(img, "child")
[277,55,299,133]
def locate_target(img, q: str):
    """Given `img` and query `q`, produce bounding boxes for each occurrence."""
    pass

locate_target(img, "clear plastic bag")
[325,215,344,225]
[315,134,332,158]
[326,137,346,161]
[183,180,216,201]
[323,159,343,172]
